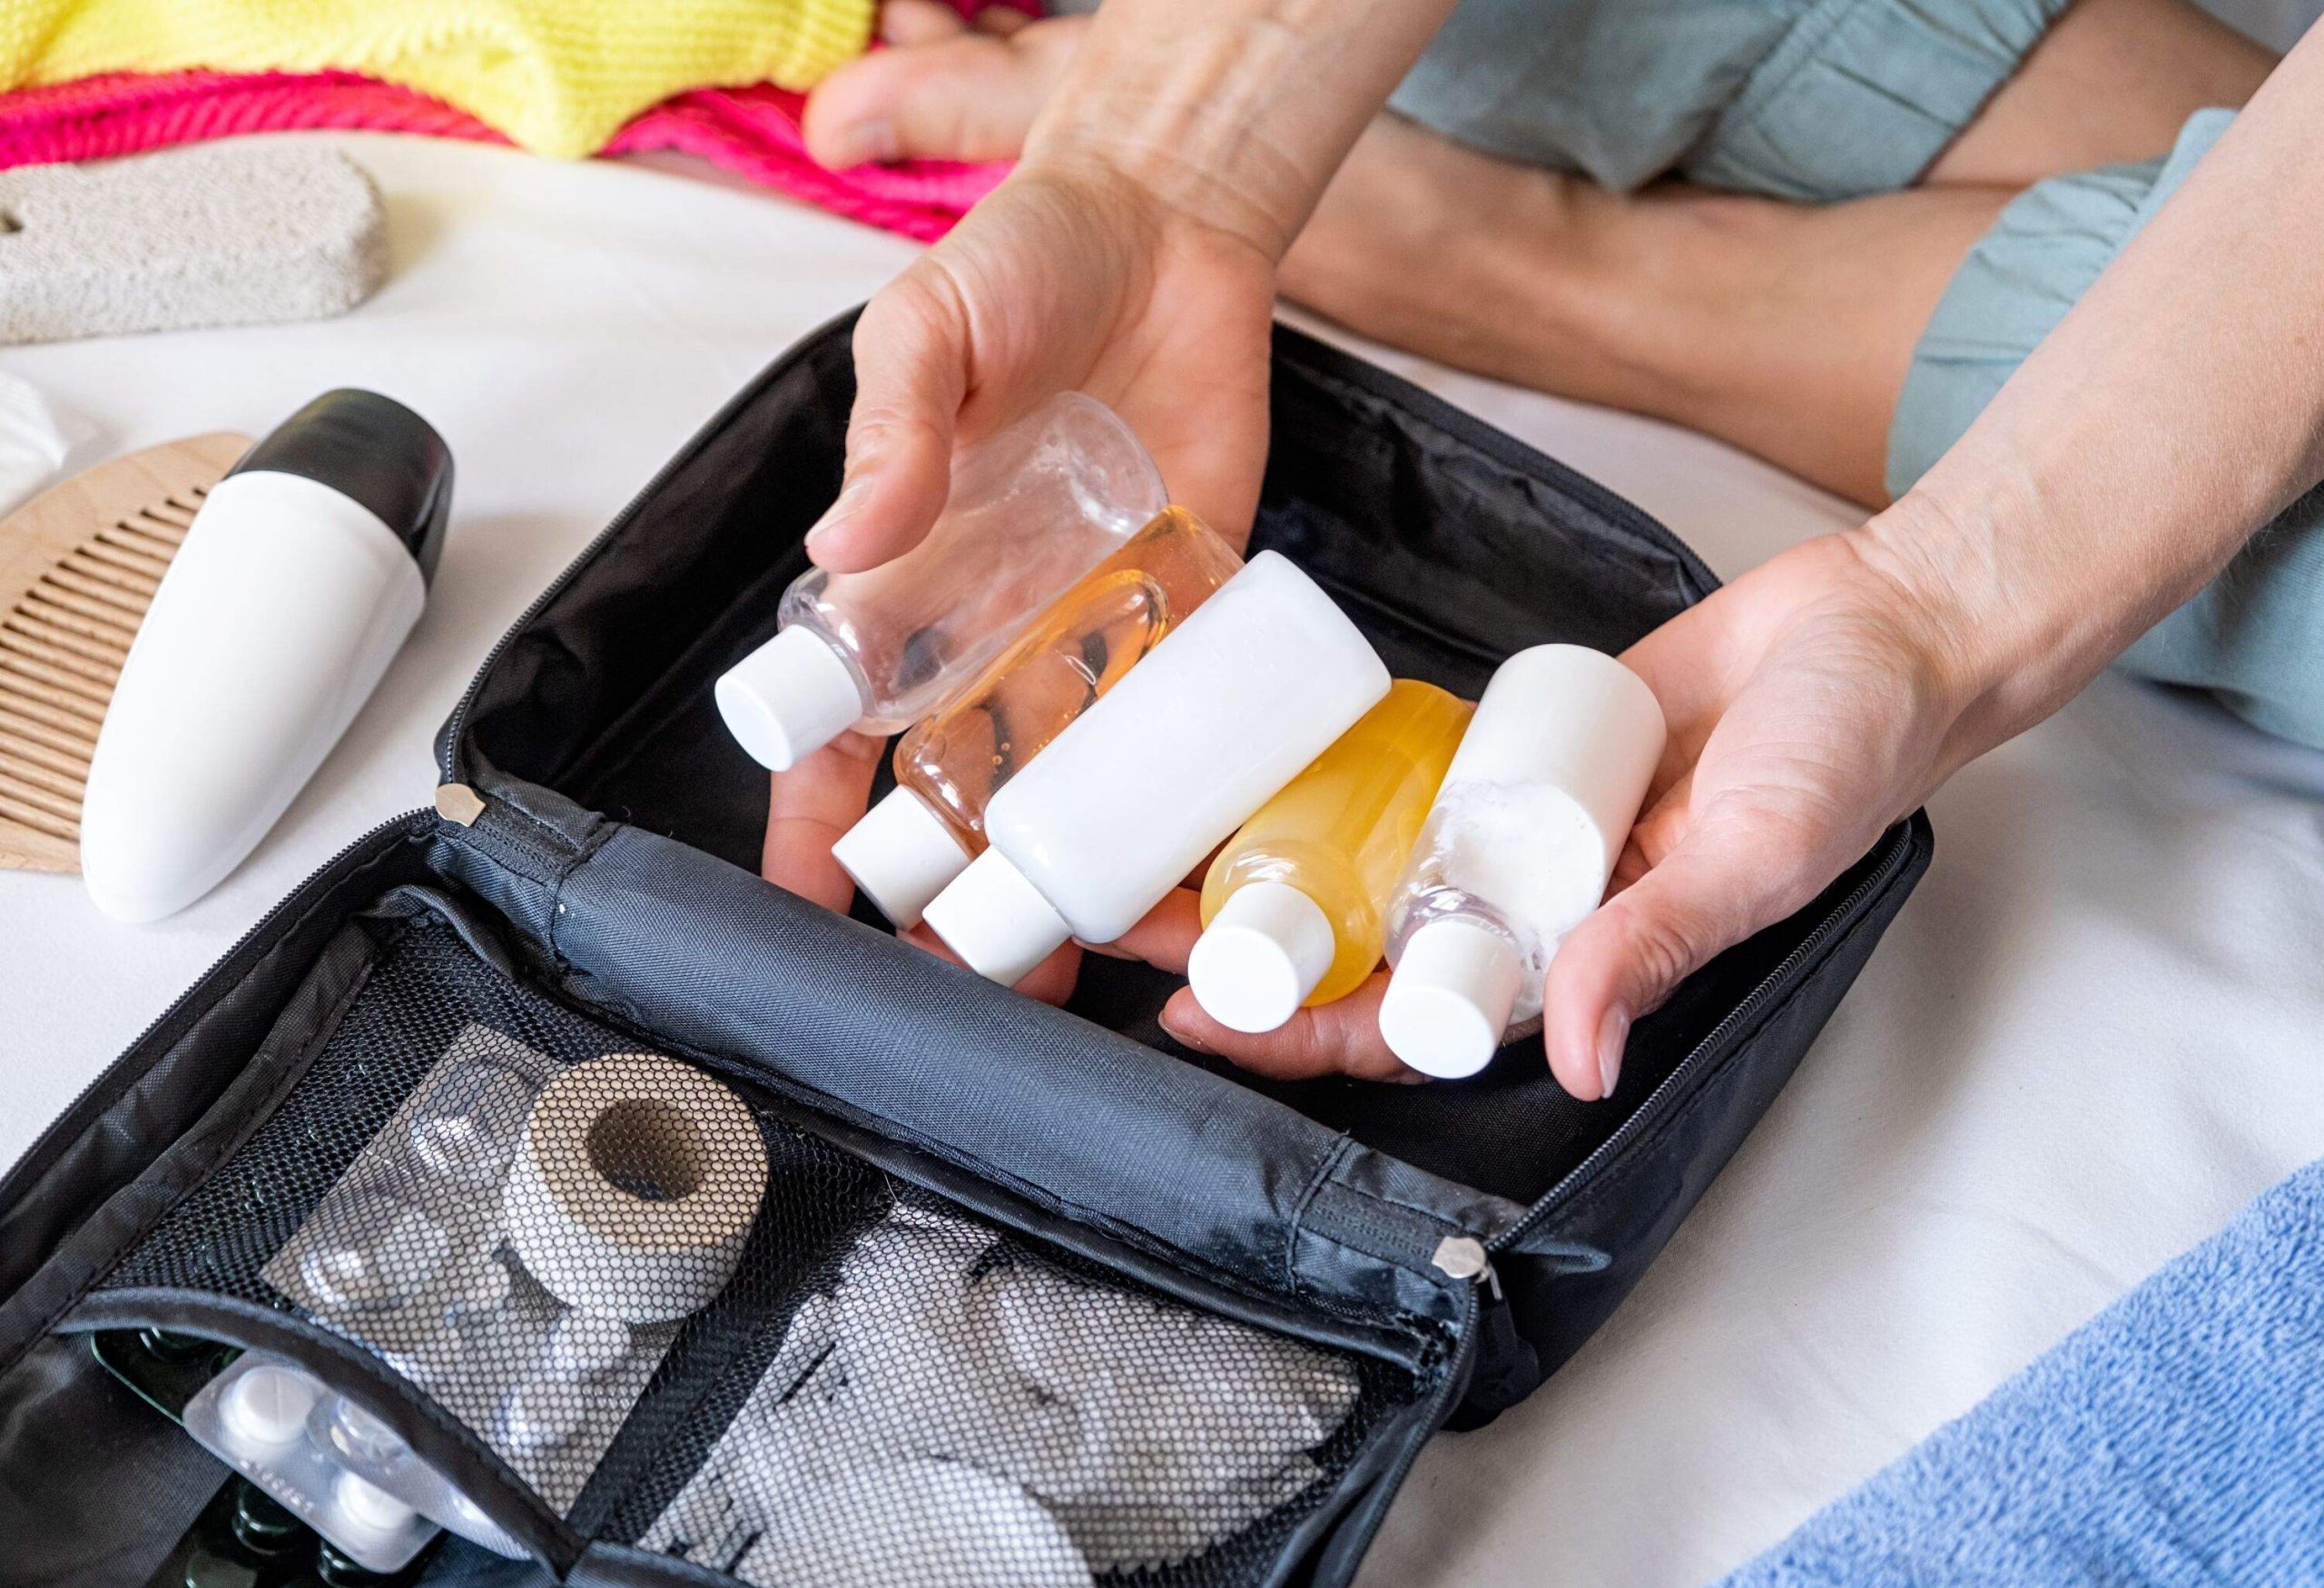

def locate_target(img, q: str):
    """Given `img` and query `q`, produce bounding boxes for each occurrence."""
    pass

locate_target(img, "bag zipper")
[1487,825,1916,1259]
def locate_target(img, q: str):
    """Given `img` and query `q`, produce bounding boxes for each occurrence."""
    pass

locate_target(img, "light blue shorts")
[1391,0,2073,200]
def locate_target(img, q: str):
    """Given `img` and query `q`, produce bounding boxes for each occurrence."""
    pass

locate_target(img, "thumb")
[1542,816,1818,1103]
[807,274,970,573]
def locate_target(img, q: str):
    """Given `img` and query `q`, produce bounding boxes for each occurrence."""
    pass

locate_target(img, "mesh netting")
[96,912,1417,1585]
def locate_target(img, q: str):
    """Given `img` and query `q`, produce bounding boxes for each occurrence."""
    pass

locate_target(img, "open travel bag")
[0,314,1932,1588]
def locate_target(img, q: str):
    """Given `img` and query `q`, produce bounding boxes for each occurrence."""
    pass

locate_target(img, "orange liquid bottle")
[832,507,1243,925]
[1187,681,1473,1031]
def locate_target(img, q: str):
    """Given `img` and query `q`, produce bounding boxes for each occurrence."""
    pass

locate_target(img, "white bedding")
[4,133,2322,1586]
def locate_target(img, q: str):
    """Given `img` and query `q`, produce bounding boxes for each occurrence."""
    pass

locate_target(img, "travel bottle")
[1187,681,1472,1032]
[832,506,1243,927]
[1376,645,1665,1079]
[715,392,1167,772]
[921,552,1391,986]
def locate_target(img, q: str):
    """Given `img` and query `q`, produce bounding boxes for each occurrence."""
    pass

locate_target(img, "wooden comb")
[0,432,251,872]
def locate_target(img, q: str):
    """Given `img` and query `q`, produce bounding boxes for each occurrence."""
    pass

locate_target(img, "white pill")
[221,1362,321,1450]
[334,1469,419,1534]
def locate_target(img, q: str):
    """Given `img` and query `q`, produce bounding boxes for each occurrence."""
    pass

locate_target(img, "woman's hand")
[800,159,1278,575]
[1157,518,2007,1099]
[765,0,1461,943]
[757,141,1280,928]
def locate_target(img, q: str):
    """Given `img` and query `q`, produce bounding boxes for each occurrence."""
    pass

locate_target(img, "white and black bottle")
[80,390,453,922]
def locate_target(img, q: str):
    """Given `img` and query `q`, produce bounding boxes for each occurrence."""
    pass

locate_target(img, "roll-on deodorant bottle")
[1376,645,1665,1079]
[714,393,1167,772]
[79,390,452,922]
[921,552,1391,986]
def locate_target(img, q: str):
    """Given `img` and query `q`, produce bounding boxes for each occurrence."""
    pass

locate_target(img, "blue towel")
[1721,1159,2324,1586]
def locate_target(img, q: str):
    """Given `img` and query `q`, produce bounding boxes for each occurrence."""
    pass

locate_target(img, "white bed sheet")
[4,133,2322,1587]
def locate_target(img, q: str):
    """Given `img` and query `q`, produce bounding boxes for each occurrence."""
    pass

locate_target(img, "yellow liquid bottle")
[833,506,1242,926]
[1188,680,1473,1032]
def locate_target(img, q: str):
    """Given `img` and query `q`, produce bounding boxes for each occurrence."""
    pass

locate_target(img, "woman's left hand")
[1155,517,2006,1099]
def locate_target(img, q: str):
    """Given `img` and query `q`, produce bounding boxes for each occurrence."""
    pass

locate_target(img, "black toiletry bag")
[0,313,1930,1588]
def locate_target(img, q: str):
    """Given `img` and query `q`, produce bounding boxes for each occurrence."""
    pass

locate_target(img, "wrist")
[1846,488,2113,752]
[1017,122,1302,266]
[1019,0,1454,261]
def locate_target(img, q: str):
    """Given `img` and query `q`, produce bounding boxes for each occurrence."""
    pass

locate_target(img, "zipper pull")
[1431,1235,1502,1300]
[434,782,486,827]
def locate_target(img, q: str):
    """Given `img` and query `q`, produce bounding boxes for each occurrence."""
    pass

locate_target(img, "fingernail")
[1159,1009,1214,1055]
[1595,1004,1630,1101]
[825,118,900,168]
[804,475,869,547]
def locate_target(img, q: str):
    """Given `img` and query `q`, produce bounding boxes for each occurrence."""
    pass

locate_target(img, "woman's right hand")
[797,155,1279,575]
[759,131,1284,962]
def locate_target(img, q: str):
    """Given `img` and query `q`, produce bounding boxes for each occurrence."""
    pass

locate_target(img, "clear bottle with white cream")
[921,551,1391,986]
[715,393,1167,772]
[1376,645,1666,1079]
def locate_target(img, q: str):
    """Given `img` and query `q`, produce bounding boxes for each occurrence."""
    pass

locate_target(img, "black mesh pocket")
[90,902,1425,1585]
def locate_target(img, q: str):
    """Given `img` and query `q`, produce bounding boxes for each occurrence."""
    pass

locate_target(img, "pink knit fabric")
[0,67,1009,242]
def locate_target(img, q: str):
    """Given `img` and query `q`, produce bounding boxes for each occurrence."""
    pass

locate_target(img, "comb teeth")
[0,440,245,874]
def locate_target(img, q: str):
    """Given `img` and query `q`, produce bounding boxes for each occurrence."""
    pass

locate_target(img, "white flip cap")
[714,625,866,772]
[833,788,975,928]
[1378,918,1523,1079]
[1187,882,1337,1033]
[921,848,1074,987]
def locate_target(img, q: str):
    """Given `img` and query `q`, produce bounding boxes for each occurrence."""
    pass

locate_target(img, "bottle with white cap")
[834,505,1242,927]
[1375,645,1665,1080]
[921,552,1391,985]
[1187,681,1472,1033]
[714,392,1167,773]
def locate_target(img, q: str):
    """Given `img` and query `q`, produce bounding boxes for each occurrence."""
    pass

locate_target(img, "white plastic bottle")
[714,392,1167,772]
[921,552,1391,985]
[1375,645,1666,1079]
[79,390,452,922]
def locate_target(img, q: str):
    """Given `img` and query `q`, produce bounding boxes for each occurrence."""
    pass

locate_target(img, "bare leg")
[1928,0,2277,185]
[1279,126,2010,505]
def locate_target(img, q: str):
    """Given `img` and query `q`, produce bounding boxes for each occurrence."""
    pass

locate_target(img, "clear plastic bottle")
[1187,681,1472,1032]
[1376,645,1666,1079]
[715,392,1167,771]
[833,506,1244,926]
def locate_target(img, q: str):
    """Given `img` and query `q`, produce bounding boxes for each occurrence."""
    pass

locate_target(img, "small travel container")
[0,316,1930,1588]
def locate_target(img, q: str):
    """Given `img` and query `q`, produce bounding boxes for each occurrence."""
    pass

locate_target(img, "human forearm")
[1021,0,1462,258]
[1866,24,2324,755]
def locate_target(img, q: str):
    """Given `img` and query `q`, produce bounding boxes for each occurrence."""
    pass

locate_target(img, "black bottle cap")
[228,390,455,586]
[228,1482,308,1560]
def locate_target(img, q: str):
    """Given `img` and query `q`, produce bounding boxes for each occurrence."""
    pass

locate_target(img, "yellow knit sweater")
[0,0,874,157]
